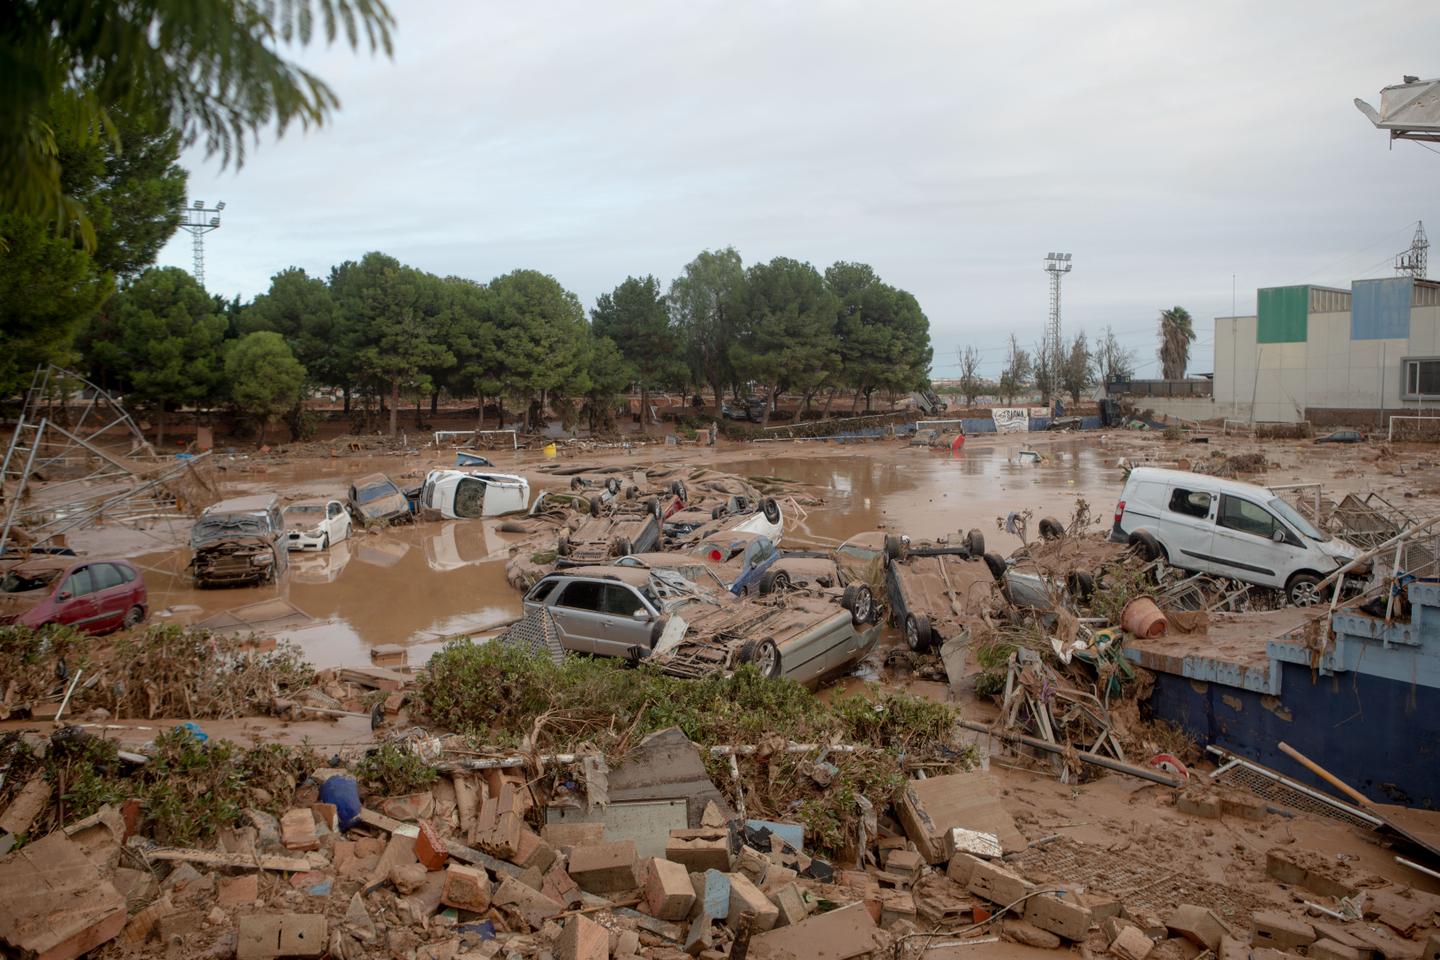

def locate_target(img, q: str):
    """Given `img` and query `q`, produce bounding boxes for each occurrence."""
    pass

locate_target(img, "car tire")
[1039,517,1064,541]
[883,534,903,560]
[762,497,781,525]
[966,529,986,557]
[615,537,633,557]
[758,569,791,596]
[648,497,662,520]
[122,605,145,629]
[671,480,687,503]
[711,505,725,520]
[624,644,646,668]
[1065,571,1096,603]
[606,477,621,495]
[983,552,1008,582]
[625,485,637,500]
[557,534,571,557]
[1128,530,1164,563]
[321,534,329,551]
[571,476,586,491]
[1286,572,1326,607]
[741,638,782,678]
[842,584,875,625]
[589,495,603,517]
[905,613,933,653]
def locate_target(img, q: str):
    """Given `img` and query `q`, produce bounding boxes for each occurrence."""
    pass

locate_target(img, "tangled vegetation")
[355,741,439,797]
[419,642,972,854]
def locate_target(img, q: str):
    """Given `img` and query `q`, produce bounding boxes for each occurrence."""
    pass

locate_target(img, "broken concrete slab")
[896,772,1024,863]
[747,901,885,959]
[547,799,688,860]
[666,827,731,872]
[236,913,327,960]
[604,726,729,827]
[492,876,564,929]
[0,830,127,960]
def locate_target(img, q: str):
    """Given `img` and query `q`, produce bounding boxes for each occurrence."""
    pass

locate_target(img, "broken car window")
[1168,488,1212,519]
[453,478,486,518]
[1,569,60,593]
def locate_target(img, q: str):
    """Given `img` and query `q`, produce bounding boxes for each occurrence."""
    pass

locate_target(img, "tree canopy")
[731,257,839,427]
[225,331,306,444]
[669,247,745,407]
[827,262,932,410]
[1159,306,1195,380]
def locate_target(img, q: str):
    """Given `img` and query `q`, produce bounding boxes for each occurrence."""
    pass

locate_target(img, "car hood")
[285,514,324,531]
[191,516,271,547]
[356,494,407,519]
[1323,538,1360,563]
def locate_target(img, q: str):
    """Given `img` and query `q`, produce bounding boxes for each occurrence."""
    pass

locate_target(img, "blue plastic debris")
[319,775,362,832]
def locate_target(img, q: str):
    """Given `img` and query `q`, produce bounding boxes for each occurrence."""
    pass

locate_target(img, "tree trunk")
[343,385,351,415]
[430,391,439,416]
[415,394,423,428]
[388,380,399,436]
[496,397,504,430]
[258,417,267,446]
[821,387,838,419]
[640,385,650,431]
[864,388,873,414]
[853,386,864,415]
[798,389,816,420]
[711,381,724,415]
[476,389,485,429]
[760,381,778,428]
[156,408,166,448]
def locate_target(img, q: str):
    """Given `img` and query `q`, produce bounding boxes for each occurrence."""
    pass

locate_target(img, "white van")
[1110,467,1359,605]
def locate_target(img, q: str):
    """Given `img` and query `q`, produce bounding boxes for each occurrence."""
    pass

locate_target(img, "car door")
[53,565,99,631]
[1159,485,1221,574]
[1211,495,1291,587]
[328,501,351,543]
[589,584,657,657]
[548,580,607,654]
[89,562,129,631]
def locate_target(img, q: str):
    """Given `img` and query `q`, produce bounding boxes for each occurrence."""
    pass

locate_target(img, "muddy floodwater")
[111,436,1127,668]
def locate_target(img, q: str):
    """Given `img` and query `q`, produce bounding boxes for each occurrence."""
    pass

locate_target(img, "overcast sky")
[156,1,1440,378]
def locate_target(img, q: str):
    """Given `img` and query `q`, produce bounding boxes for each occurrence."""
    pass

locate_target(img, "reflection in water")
[424,521,508,571]
[289,540,351,584]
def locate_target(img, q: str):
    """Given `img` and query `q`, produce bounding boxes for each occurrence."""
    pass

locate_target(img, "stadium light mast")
[178,200,224,287]
[1043,252,1073,371]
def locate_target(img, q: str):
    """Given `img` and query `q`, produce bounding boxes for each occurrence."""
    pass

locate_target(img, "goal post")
[1387,415,1440,442]
[433,429,519,449]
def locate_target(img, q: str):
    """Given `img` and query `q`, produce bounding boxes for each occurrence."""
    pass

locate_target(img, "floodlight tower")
[178,200,224,287]
[1396,221,1429,279]
[1043,252,1073,367]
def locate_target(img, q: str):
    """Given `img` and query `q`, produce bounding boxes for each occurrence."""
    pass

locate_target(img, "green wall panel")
[1257,285,1308,343]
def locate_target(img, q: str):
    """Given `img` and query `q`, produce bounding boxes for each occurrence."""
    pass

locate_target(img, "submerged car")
[283,498,353,551]
[614,531,779,595]
[421,469,530,520]
[520,566,877,687]
[664,496,784,546]
[1314,430,1365,444]
[191,494,289,587]
[0,557,147,633]
[348,473,411,526]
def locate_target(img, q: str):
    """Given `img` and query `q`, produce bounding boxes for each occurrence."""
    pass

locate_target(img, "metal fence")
[1108,379,1213,398]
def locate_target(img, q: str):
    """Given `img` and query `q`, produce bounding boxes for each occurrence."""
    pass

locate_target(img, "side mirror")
[632,609,649,621]
[1272,528,1286,543]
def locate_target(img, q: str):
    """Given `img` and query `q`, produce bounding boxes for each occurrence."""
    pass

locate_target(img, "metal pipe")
[956,720,1183,787]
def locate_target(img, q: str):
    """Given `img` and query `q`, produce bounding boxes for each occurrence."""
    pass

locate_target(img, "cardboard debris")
[0,831,127,960]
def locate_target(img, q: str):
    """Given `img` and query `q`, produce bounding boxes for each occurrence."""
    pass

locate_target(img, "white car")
[1111,467,1360,606]
[283,498,353,551]
[421,469,530,519]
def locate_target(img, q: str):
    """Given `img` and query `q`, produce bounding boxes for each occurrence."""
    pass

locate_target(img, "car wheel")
[122,606,145,629]
[710,505,725,520]
[671,480,687,503]
[1065,571,1096,603]
[762,497,781,525]
[606,477,621,495]
[966,529,986,557]
[741,638,782,678]
[883,534,902,560]
[1039,517,1064,541]
[321,534,329,551]
[589,495,603,517]
[905,613,933,653]
[648,497,662,520]
[842,584,874,625]
[625,485,637,500]
[983,552,1008,582]
[624,644,645,668]
[758,569,791,596]
[1128,531,1164,563]
[571,476,586,491]
[1287,573,1325,607]
[615,537,633,557]
[557,534,572,557]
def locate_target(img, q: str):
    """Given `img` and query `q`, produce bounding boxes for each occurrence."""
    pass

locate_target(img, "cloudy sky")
[157,1,1440,378]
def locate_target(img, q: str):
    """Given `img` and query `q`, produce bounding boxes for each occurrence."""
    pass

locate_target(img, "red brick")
[441,864,491,913]
[645,858,696,921]
[414,819,448,871]
[236,914,326,960]
[280,809,318,851]
[556,913,608,960]
[1110,925,1154,960]
[492,876,564,930]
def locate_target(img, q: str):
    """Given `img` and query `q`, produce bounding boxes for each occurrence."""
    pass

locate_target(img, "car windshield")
[1268,497,1329,542]
[1,569,60,593]
[357,483,396,505]
[286,504,324,515]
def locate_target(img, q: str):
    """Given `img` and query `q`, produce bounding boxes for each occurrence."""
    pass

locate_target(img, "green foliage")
[999,333,1032,405]
[482,269,590,428]
[242,267,341,388]
[0,0,393,240]
[826,261,932,410]
[669,248,746,406]
[1094,324,1135,385]
[225,331,307,442]
[580,334,636,432]
[355,742,438,797]
[1159,306,1195,380]
[592,275,685,391]
[1060,331,1093,404]
[730,257,839,426]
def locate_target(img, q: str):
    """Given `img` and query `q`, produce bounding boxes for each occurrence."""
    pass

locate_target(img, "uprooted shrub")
[419,642,974,854]
[0,624,315,721]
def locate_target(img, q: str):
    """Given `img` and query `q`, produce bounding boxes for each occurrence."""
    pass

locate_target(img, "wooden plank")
[144,848,312,872]
[356,808,522,877]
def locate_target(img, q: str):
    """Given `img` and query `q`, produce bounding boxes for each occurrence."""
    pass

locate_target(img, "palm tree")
[2,0,394,244]
[1159,306,1195,380]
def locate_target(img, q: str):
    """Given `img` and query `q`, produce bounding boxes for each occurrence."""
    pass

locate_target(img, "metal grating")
[1210,761,1377,830]
[493,608,567,664]
[1008,836,1266,925]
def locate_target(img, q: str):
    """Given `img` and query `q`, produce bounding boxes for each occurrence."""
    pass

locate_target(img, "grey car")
[520,566,878,687]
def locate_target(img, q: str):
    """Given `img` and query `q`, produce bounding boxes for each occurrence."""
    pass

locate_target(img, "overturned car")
[421,469,530,520]
[190,495,289,587]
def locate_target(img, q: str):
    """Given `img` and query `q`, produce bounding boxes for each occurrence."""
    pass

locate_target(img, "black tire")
[615,537,633,557]
[648,497,662,520]
[1066,571,1096,603]
[711,505,725,520]
[571,476,586,491]
[671,480,687,503]
[1128,531,1164,563]
[725,496,740,515]
[762,497,781,525]
[905,613,933,653]
[321,534,329,551]
[983,552,1008,582]
[625,644,646,667]
[625,485,637,500]
[606,477,621,495]
[1286,572,1326,607]
[741,638,782,678]
[122,605,145,629]
[557,534,572,557]
[883,534,903,560]
[589,495,603,517]
[1039,517,1064,541]
[966,529,985,557]
[757,569,791,596]
[841,584,875,625]
[734,496,750,512]
[369,702,384,730]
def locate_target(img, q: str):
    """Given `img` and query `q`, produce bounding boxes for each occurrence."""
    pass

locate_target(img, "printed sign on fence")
[992,408,1029,433]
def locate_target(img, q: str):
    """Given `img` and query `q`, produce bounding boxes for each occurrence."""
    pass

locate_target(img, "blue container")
[319,775,362,831]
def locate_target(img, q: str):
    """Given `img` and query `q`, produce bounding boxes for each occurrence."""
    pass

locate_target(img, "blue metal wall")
[1351,277,1412,340]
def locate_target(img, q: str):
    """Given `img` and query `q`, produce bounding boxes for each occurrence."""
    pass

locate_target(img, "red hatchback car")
[0,557,148,634]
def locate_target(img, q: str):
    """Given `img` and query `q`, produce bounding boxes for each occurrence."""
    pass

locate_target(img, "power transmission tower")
[1396,221,1429,279]
[178,199,224,287]
[1043,252,1073,377]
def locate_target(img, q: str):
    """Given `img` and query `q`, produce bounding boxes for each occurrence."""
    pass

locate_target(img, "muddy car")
[664,495,784,547]
[421,469,530,520]
[0,557,148,632]
[283,498,352,551]
[556,498,663,567]
[521,566,877,687]
[348,473,411,526]
[191,494,289,587]
[613,531,779,595]
[883,531,994,652]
